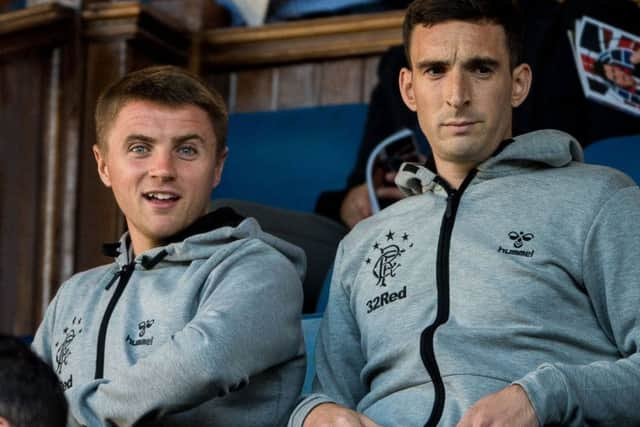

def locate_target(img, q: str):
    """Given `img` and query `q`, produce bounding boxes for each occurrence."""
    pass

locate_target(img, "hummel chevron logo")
[498,231,535,258]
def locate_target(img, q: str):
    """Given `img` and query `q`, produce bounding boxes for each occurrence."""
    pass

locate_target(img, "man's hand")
[376,171,405,201]
[456,385,538,427]
[340,184,373,229]
[340,174,405,229]
[303,403,382,427]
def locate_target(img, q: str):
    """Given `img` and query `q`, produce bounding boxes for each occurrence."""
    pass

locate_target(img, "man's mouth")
[143,192,180,201]
[443,120,477,127]
[442,120,479,134]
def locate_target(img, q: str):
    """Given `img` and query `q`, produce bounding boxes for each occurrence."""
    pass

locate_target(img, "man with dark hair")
[32,65,306,427]
[0,334,67,427]
[290,0,640,426]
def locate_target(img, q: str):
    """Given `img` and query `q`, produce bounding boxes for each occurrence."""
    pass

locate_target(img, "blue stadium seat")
[583,134,640,184]
[213,104,368,213]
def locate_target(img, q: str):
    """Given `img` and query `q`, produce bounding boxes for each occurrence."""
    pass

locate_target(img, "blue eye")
[177,145,197,157]
[129,144,149,154]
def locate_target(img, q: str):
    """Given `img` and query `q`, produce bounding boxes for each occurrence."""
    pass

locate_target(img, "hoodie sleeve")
[288,242,368,427]
[515,185,640,426]
[67,239,304,427]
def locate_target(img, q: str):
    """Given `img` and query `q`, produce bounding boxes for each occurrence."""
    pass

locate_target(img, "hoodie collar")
[476,129,583,179]
[101,207,245,263]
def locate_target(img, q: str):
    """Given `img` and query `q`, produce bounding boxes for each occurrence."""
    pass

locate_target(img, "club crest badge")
[365,230,414,287]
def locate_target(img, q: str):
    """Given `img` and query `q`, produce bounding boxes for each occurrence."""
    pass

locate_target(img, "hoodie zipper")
[422,170,477,427]
[95,262,135,379]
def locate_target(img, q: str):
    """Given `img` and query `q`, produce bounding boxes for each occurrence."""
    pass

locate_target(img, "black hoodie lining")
[164,207,245,245]
[100,207,245,258]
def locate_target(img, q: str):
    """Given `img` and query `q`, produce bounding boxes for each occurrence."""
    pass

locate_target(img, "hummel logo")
[498,231,535,258]
[126,319,155,346]
[508,231,534,248]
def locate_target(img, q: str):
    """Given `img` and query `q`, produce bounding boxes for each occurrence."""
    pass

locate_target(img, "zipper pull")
[104,262,134,291]
[105,269,122,291]
[445,192,456,219]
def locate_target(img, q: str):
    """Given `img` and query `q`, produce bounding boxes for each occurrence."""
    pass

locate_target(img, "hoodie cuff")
[513,363,569,426]
[287,393,337,427]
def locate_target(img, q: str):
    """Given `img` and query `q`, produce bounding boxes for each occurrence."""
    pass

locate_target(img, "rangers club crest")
[365,230,414,287]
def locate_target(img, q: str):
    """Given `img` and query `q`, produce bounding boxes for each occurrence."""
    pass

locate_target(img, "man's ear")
[211,147,228,190]
[511,63,532,108]
[93,144,112,188]
[399,67,418,112]
[0,415,12,427]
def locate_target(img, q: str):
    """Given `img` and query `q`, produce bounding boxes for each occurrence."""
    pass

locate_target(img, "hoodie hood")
[103,207,307,281]
[395,129,583,195]
[476,129,584,179]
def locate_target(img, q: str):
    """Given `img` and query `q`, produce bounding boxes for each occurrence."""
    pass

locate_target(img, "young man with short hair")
[289,0,640,426]
[32,65,306,427]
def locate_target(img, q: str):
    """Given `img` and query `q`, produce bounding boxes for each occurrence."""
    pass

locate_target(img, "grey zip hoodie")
[289,130,640,427]
[32,208,306,427]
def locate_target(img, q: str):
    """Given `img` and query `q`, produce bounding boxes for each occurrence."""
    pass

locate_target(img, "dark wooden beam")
[0,3,74,56]
[200,10,403,71]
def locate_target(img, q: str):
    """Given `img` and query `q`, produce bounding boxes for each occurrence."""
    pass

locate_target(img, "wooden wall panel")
[319,58,365,106]
[362,55,381,104]
[204,72,231,108]
[233,68,276,112]
[0,52,47,334]
[74,41,124,273]
[276,63,318,110]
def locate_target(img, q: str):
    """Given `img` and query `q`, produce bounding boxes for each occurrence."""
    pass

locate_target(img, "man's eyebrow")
[125,134,154,143]
[172,133,206,144]
[415,59,449,70]
[463,57,501,69]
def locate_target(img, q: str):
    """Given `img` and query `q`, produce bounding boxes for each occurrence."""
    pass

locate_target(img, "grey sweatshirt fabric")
[32,208,306,427]
[289,130,640,427]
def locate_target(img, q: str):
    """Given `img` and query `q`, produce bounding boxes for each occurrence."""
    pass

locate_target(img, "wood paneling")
[362,55,382,104]
[0,3,78,335]
[0,53,46,334]
[276,63,318,110]
[75,41,124,273]
[200,10,403,71]
[0,3,74,56]
[318,58,365,105]
[233,68,276,112]
[198,11,400,112]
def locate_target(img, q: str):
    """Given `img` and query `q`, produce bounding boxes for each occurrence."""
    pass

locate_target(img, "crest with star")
[365,230,414,287]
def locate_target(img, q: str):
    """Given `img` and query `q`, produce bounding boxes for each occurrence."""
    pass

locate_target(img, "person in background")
[0,334,67,427]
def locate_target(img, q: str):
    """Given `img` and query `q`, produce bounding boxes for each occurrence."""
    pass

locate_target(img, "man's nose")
[149,150,176,180]
[445,69,471,109]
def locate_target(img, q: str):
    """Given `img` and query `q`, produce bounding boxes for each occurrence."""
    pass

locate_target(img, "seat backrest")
[213,104,368,213]
[583,135,640,184]
[210,199,346,313]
